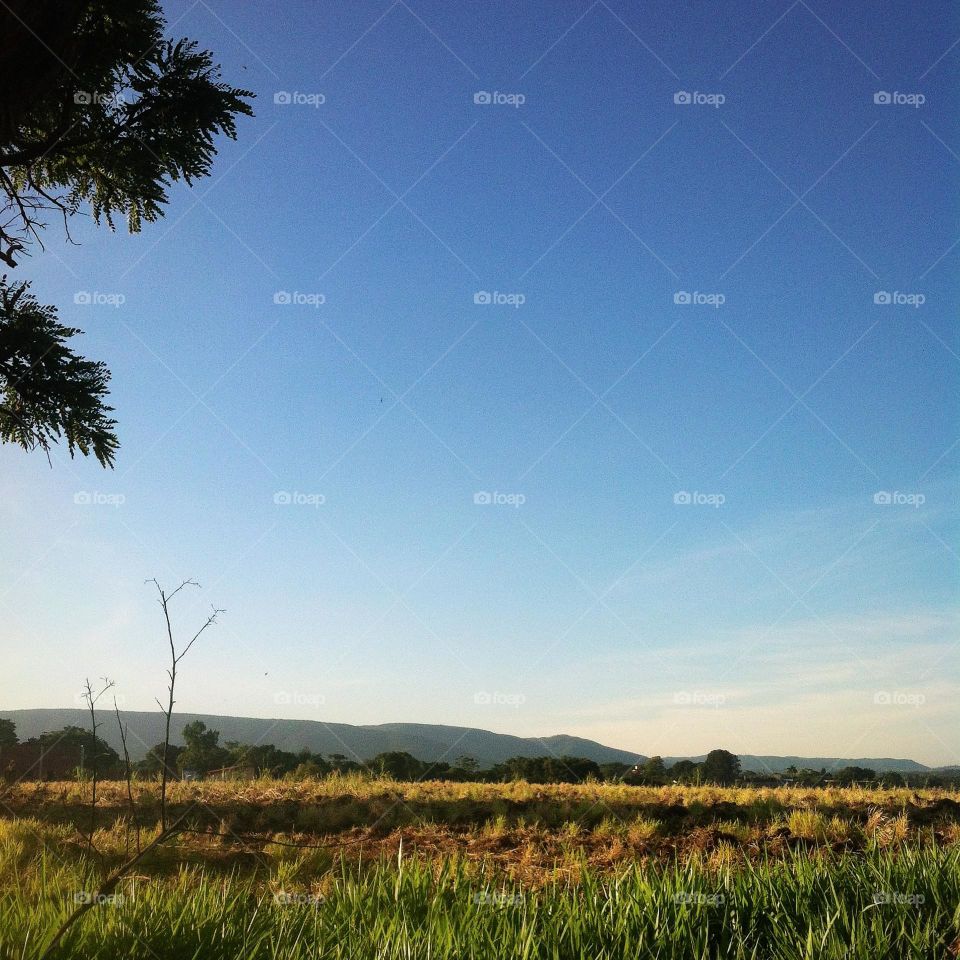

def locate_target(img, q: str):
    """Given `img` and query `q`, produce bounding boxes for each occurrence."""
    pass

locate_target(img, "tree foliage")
[177,721,230,774]
[0,718,16,749]
[0,278,118,464]
[0,0,253,266]
[701,749,741,786]
[0,0,252,465]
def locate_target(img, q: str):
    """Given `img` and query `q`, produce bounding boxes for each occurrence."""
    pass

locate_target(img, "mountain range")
[0,709,943,773]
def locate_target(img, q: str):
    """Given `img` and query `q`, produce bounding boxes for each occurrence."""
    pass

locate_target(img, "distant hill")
[0,710,941,773]
[663,754,930,774]
[0,710,644,768]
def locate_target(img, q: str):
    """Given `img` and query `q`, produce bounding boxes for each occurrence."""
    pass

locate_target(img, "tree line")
[3,720,956,788]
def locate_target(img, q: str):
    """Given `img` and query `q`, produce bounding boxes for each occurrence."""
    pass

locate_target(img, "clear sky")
[2,0,958,765]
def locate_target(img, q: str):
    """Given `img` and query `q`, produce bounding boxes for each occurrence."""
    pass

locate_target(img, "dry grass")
[2,778,959,884]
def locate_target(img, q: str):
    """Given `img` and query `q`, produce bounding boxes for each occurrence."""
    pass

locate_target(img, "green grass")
[3,846,959,959]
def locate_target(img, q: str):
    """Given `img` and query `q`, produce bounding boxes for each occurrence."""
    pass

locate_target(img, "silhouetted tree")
[701,749,741,785]
[0,279,118,464]
[0,0,253,267]
[0,718,15,748]
[0,0,252,465]
[178,721,229,775]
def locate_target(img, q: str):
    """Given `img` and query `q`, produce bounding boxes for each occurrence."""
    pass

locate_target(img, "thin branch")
[38,810,192,960]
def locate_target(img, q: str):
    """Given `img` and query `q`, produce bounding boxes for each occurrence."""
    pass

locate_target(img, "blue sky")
[1,0,958,764]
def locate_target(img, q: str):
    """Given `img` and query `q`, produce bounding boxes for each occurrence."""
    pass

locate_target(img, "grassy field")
[2,778,960,958]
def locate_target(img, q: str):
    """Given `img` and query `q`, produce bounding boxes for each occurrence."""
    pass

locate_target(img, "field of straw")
[2,778,960,958]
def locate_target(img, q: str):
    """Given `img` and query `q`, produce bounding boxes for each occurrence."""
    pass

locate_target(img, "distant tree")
[490,755,601,784]
[453,755,479,774]
[30,725,119,777]
[598,761,632,782]
[226,742,300,777]
[641,756,668,784]
[832,766,876,785]
[290,759,328,780]
[139,742,182,778]
[701,749,741,785]
[371,751,427,781]
[0,718,16,748]
[177,721,229,774]
[327,753,361,774]
[668,759,699,783]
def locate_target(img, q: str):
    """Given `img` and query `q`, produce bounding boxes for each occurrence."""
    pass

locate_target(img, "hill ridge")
[0,709,939,772]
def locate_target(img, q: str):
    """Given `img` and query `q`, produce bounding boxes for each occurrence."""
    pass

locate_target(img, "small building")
[204,763,257,781]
